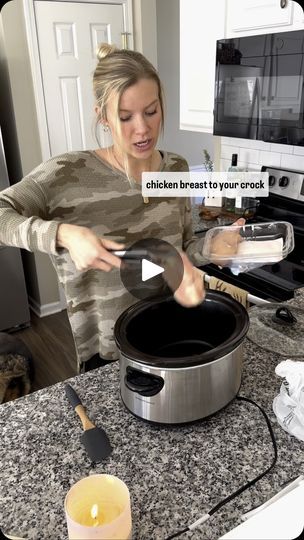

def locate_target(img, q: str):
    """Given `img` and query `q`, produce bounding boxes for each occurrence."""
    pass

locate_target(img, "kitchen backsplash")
[220,137,304,172]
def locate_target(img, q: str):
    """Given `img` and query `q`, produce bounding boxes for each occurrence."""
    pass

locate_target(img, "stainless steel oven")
[200,166,304,302]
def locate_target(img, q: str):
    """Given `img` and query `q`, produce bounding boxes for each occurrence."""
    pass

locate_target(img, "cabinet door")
[180,0,226,133]
[226,0,293,37]
[34,1,124,155]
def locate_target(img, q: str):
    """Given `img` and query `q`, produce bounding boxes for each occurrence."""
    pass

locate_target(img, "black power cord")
[165,395,278,540]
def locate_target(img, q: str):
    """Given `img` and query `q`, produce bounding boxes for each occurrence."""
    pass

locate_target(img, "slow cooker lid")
[114,291,249,368]
[247,303,304,357]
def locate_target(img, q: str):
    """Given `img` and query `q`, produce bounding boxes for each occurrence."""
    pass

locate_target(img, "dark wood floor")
[14,310,78,392]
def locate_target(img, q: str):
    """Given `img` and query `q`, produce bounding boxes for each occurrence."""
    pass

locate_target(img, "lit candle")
[65,474,132,539]
[91,504,99,526]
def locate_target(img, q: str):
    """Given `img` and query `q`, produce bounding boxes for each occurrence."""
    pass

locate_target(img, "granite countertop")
[0,290,303,540]
[191,204,234,234]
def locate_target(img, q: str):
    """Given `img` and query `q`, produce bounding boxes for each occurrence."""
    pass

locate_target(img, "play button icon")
[119,238,184,300]
[142,259,164,282]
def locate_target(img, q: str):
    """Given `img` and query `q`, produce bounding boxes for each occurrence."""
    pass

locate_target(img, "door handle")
[121,32,131,49]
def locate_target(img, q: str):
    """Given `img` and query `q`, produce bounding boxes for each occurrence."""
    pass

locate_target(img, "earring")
[102,124,109,132]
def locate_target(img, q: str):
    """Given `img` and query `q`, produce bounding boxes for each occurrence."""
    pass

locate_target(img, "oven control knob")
[269,175,276,187]
[279,175,289,187]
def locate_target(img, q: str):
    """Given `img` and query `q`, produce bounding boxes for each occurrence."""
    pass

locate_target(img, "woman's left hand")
[209,217,245,266]
[172,252,206,308]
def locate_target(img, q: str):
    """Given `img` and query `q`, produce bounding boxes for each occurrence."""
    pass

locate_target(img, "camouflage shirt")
[0,150,206,369]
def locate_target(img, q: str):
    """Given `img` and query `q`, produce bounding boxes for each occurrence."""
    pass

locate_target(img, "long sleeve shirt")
[0,150,206,367]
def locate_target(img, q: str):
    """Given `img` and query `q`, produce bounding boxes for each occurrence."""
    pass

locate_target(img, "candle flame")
[91,503,99,524]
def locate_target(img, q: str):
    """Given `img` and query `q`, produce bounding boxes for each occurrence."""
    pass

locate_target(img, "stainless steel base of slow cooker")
[120,345,243,424]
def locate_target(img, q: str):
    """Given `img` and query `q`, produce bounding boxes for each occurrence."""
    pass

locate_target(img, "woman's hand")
[172,252,206,308]
[56,223,124,272]
[209,217,245,267]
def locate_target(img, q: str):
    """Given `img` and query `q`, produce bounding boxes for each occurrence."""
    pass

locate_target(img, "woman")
[0,43,243,372]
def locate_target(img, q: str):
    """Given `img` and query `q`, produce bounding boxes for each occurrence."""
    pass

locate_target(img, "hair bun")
[96,42,118,61]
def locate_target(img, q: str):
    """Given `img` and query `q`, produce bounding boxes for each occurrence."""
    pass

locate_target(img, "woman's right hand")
[170,252,206,308]
[56,223,124,272]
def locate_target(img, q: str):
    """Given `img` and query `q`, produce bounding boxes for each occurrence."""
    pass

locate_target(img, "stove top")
[258,166,304,235]
[200,165,304,302]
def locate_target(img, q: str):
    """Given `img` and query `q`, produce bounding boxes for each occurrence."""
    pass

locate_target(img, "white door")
[34,1,124,155]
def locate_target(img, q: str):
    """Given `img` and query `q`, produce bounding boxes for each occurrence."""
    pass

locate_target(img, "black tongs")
[109,249,149,260]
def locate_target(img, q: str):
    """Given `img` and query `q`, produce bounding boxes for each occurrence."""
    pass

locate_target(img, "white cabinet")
[226,0,294,38]
[290,0,304,29]
[180,0,226,133]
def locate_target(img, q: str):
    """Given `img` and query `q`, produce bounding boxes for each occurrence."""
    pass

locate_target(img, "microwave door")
[215,64,263,138]
[221,65,263,119]
[250,75,262,139]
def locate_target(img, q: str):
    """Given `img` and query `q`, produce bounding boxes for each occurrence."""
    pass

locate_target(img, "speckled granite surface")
[0,290,303,540]
[191,204,233,234]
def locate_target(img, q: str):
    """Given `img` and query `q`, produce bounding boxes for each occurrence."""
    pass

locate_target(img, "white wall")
[220,137,304,172]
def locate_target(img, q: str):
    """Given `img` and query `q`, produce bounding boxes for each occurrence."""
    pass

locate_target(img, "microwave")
[213,29,304,146]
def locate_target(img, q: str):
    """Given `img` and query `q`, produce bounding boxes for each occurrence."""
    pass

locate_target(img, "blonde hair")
[93,43,165,146]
